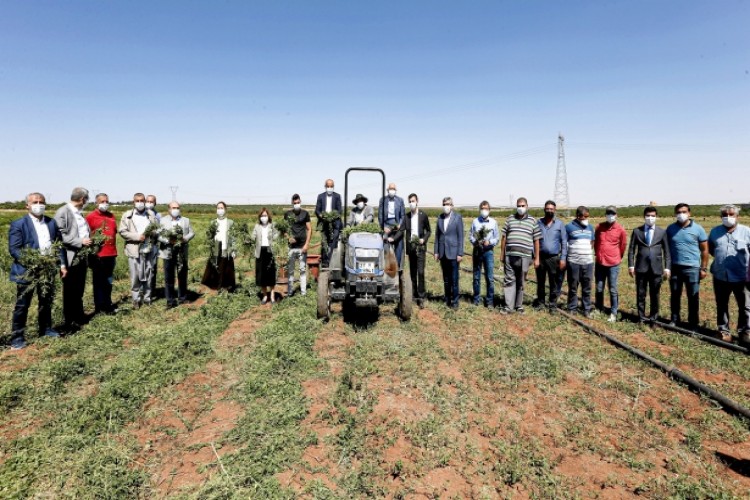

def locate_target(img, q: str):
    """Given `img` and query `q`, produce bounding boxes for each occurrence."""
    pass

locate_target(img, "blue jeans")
[472,248,494,305]
[440,257,460,307]
[567,262,593,313]
[595,264,620,315]
[670,264,701,326]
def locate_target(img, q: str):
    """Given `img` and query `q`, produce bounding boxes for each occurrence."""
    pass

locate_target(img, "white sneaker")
[608,314,617,322]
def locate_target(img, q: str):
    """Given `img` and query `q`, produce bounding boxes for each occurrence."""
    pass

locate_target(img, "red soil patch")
[129,307,268,496]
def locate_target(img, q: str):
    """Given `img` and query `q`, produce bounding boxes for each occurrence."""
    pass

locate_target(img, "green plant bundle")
[71,225,108,266]
[274,213,295,238]
[160,225,185,271]
[474,225,491,245]
[204,219,220,266]
[319,210,340,253]
[318,210,340,226]
[229,221,253,256]
[410,234,423,248]
[18,241,64,298]
[139,221,162,254]
[341,222,382,242]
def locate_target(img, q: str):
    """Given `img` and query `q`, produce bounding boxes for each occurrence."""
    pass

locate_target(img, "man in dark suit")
[8,192,66,350]
[55,187,93,331]
[434,196,464,309]
[314,179,343,267]
[628,206,671,322]
[378,182,406,269]
[395,193,431,308]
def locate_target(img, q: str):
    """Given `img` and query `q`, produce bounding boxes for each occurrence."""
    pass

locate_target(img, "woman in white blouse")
[251,208,278,304]
[201,201,237,291]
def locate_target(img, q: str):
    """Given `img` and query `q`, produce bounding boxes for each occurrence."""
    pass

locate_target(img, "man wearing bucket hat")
[347,193,374,227]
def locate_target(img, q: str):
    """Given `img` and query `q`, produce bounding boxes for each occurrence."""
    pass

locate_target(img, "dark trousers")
[11,283,54,346]
[91,255,116,312]
[63,261,88,326]
[164,257,189,305]
[440,257,460,307]
[150,259,159,298]
[408,247,426,299]
[670,264,701,326]
[472,248,494,305]
[636,271,662,321]
[535,253,563,306]
[567,262,593,313]
[322,228,340,267]
[713,278,750,333]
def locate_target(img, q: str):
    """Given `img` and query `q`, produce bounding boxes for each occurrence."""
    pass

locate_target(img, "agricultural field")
[1,207,749,498]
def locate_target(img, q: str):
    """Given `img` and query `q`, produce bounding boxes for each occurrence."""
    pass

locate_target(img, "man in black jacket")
[628,206,671,322]
[395,193,431,308]
[314,179,342,267]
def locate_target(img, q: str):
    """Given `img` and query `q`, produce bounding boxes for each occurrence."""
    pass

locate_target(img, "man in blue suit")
[8,192,66,350]
[379,182,406,269]
[315,179,343,267]
[434,196,464,309]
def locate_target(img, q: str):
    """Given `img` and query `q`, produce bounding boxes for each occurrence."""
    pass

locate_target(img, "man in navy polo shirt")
[666,203,708,328]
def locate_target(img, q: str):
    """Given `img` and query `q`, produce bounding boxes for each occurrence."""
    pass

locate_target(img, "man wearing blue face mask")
[708,204,750,344]
[628,206,671,324]
[563,206,595,317]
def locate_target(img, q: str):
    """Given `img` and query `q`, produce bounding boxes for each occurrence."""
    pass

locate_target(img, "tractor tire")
[317,271,331,320]
[398,271,413,321]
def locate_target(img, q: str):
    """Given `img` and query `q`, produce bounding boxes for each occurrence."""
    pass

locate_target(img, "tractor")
[316,167,412,321]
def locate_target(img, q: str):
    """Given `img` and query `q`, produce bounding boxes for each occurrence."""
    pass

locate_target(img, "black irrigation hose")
[426,250,750,419]
[559,309,750,420]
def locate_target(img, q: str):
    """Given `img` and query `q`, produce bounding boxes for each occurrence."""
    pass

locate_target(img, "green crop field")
[1,207,749,498]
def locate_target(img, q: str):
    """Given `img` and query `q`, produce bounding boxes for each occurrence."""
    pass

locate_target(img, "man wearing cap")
[379,183,406,269]
[666,203,709,329]
[594,206,628,322]
[347,193,374,227]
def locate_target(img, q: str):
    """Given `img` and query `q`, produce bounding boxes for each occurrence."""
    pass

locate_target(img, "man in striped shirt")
[564,206,596,317]
[499,197,541,313]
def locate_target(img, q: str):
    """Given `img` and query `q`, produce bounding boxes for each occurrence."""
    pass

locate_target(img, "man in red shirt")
[86,193,118,314]
[594,206,628,322]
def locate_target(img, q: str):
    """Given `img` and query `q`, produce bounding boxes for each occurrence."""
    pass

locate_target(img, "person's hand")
[500,253,505,263]
[387,237,394,243]
[663,269,671,278]
[434,254,439,261]
[384,227,391,235]
[289,237,296,244]
[699,269,707,280]
[82,237,92,246]
[558,260,566,271]
[139,234,146,242]
[231,251,236,259]
[60,268,67,279]
[302,244,309,252]
[183,236,189,242]
[419,238,424,245]
[628,267,635,278]
[483,240,490,247]
[457,255,463,263]
[534,258,540,269]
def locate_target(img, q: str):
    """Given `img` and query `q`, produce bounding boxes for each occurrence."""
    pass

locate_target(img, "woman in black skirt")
[201,201,237,291]
[252,208,277,303]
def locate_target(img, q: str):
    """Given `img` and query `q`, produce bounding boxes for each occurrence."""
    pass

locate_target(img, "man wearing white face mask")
[666,203,708,328]
[159,201,195,308]
[55,187,92,331]
[594,206,627,321]
[86,193,118,314]
[708,204,750,344]
[628,206,671,323]
[434,197,463,309]
[120,193,158,309]
[378,182,406,269]
[470,201,499,307]
[8,192,66,349]
[315,179,342,267]
[500,197,541,313]
[396,193,431,307]
[564,206,595,317]
[347,193,374,226]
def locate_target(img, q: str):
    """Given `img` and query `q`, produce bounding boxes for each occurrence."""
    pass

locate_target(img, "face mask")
[293,203,301,211]
[645,216,656,226]
[443,205,452,214]
[516,206,527,216]
[145,202,155,210]
[544,211,555,218]
[134,202,145,211]
[480,209,490,218]
[676,213,689,223]
[722,216,736,228]
[30,204,46,216]
[260,216,269,224]
[217,209,226,218]
[326,187,333,195]
[578,219,589,227]
[409,202,417,211]
[357,202,364,209]
[388,189,396,198]
[170,209,180,218]
[606,214,616,223]
[98,203,109,212]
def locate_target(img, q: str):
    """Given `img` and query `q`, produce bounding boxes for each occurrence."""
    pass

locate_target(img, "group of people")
[7,183,750,350]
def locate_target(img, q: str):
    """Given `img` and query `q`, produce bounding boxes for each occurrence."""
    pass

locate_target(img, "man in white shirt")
[8,192,66,349]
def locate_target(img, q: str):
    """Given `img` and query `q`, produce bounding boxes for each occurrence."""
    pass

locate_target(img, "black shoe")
[43,329,61,338]
[515,307,525,315]
[166,302,178,309]
[583,311,592,319]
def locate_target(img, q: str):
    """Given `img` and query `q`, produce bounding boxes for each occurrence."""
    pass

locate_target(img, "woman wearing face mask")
[251,208,278,304]
[201,201,237,292]
[346,193,374,227]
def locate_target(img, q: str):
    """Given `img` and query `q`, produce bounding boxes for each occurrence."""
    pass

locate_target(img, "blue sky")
[1,1,748,208]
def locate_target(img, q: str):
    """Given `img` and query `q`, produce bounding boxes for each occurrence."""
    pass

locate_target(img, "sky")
[0,1,748,208]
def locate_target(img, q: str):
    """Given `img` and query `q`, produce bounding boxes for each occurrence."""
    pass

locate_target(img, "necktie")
[646,227,652,245]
